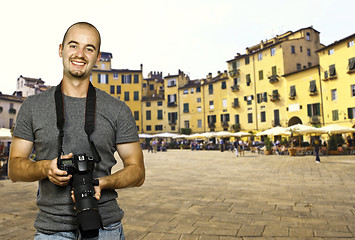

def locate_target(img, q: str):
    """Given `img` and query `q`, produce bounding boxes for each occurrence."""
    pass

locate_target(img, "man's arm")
[99,141,145,190]
[8,136,72,186]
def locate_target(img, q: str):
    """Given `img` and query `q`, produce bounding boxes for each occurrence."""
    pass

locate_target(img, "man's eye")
[86,48,94,52]
[69,45,77,49]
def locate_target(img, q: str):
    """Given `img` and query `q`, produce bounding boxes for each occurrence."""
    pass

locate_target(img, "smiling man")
[9,22,145,240]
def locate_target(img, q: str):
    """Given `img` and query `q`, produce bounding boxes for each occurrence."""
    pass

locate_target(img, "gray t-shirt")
[13,86,139,234]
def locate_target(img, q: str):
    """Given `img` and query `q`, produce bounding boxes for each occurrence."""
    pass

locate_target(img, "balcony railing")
[268,75,279,83]
[221,121,229,128]
[208,122,216,129]
[232,102,239,108]
[167,102,177,107]
[270,94,280,101]
[229,69,240,77]
[309,115,321,124]
[231,85,240,92]
[272,120,281,127]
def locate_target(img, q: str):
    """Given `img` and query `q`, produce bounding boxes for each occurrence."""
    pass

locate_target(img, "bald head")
[62,22,101,54]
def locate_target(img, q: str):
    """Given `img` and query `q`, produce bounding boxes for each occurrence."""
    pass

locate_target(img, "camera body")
[58,154,102,238]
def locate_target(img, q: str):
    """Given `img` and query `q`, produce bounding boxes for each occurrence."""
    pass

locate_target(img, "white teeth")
[72,61,85,66]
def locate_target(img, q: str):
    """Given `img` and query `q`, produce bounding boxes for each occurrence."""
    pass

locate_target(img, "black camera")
[58,154,102,238]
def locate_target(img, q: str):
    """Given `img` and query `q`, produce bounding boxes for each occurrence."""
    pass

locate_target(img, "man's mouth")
[71,60,86,66]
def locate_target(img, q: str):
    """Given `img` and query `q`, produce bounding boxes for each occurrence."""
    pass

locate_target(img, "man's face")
[59,24,101,79]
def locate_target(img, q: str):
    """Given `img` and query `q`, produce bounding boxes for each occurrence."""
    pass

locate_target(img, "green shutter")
[106,74,109,84]
[316,103,321,116]
[98,74,101,83]
[307,104,312,117]
[348,108,353,119]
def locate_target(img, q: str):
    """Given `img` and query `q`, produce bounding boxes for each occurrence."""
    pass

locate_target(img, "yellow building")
[316,33,355,128]
[91,52,143,132]
[227,27,322,132]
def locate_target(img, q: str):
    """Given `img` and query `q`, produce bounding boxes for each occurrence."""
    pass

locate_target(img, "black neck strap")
[55,81,101,164]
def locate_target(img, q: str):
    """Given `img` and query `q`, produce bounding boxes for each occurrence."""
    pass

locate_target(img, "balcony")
[8,108,17,114]
[167,102,177,107]
[270,93,280,102]
[268,75,279,83]
[169,120,177,125]
[221,121,229,128]
[309,115,321,124]
[232,102,239,108]
[208,122,216,129]
[272,120,281,127]
[229,69,240,77]
[231,85,240,92]
[309,91,318,96]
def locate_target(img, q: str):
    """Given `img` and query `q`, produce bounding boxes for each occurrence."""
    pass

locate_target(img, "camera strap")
[55,81,102,164]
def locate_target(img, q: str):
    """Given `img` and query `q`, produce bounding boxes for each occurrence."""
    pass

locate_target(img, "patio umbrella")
[0,128,12,140]
[172,134,189,139]
[320,124,355,134]
[185,132,214,140]
[210,131,234,138]
[256,126,290,136]
[230,132,251,137]
[138,133,153,138]
[286,124,326,135]
[151,132,178,138]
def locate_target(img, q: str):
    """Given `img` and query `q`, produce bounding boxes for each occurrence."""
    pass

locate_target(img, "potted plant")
[264,137,273,155]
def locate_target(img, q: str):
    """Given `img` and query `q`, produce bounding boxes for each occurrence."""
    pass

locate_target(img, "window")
[348,40,354,48]
[167,78,176,87]
[134,91,139,101]
[271,47,276,56]
[134,111,139,121]
[98,74,109,84]
[101,63,105,69]
[221,81,227,89]
[246,74,251,86]
[197,97,201,103]
[245,56,250,65]
[260,111,266,122]
[290,85,296,98]
[308,62,312,67]
[259,70,263,80]
[248,113,253,123]
[220,114,230,123]
[149,85,154,91]
[157,101,162,106]
[124,92,129,101]
[306,32,311,41]
[196,86,201,92]
[134,74,139,83]
[235,114,240,124]
[155,125,163,131]
[271,66,277,76]
[190,88,194,94]
[331,89,337,101]
[157,110,163,120]
[332,110,339,121]
[329,64,336,77]
[208,84,213,94]
[183,89,188,94]
[328,49,334,55]
[291,45,295,54]
[233,98,239,107]
[309,80,317,93]
[121,75,131,84]
[197,107,202,112]
[245,95,253,105]
[274,109,280,126]
[146,102,151,107]
[197,119,202,128]
[113,73,119,79]
[183,103,189,113]
[110,85,115,94]
[307,103,321,117]
[351,85,355,97]
[300,46,303,52]
[116,85,121,94]
[146,125,151,131]
[348,57,355,71]
[168,94,176,104]
[307,49,311,56]
[258,53,262,61]
[146,110,151,120]
[297,64,302,70]
[209,101,214,110]
[207,115,216,124]
[222,99,227,108]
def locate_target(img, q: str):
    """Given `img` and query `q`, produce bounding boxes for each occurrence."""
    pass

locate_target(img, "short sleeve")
[13,98,35,142]
[115,103,139,144]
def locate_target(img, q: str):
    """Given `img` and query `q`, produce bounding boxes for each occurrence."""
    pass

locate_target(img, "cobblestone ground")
[1,150,355,239]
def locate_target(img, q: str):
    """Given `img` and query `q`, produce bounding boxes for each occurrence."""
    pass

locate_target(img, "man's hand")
[46,153,73,186]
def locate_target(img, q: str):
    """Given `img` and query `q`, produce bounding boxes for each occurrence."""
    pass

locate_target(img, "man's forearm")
[8,157,48,182]
[99,164,145,190]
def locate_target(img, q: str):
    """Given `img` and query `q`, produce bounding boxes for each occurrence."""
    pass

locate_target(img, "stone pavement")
[1,150,355,240]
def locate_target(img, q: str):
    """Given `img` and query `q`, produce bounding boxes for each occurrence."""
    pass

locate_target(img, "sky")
[1,0,354,94]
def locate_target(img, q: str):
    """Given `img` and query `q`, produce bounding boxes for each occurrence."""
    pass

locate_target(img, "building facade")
[0,92,24,129]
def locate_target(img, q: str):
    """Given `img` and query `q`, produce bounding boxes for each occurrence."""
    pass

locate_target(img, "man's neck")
[61,78,90,98]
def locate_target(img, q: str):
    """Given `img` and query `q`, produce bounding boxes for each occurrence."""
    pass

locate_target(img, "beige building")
[0,92,24,129]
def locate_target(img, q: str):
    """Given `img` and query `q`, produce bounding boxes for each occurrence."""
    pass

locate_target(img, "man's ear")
[96,52,101,64]
[59,44,63,57]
